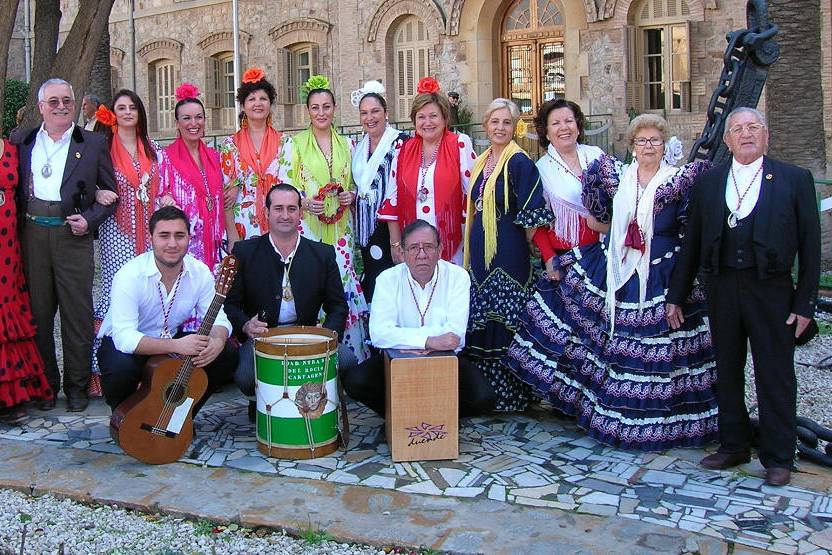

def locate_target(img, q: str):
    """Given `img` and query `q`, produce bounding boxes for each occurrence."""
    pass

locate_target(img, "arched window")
[149,60,176,132]
[393,16,432,119]
[625,0,691,111]
[501,0,565,116]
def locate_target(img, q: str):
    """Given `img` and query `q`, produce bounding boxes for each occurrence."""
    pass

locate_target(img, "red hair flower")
[417,77,441,94]
[242,68,265,84]
[175,82,200,102]
[95,105,117,128]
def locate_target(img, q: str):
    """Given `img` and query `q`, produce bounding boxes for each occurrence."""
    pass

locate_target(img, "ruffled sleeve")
[508,153,551,228]
[582,153,623,224]
[674,160,711,230]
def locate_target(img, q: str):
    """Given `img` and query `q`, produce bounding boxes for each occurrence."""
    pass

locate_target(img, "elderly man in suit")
[224,183,349,420]
[666,107,821,486]
[16,78,116,412]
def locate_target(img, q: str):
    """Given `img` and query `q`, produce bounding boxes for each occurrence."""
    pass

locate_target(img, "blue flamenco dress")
[465,152,551,412]
[504,154,719,450]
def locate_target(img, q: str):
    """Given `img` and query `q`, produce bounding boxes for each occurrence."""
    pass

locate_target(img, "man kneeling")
[97,206,238,416]
[343,220,496,416]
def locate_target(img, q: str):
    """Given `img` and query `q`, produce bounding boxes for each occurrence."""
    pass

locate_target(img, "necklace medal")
[282,285,294,301]
[137,173,150,204]
[41,164,52,178]
[727,211,740,229]
[728,165,762,229]
[159,329,173,340]
[0,190,5,207]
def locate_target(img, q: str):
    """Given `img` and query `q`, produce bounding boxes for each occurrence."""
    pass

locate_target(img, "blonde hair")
[482,98,521,128]
[626,113,668,145]
[409,92,451,126]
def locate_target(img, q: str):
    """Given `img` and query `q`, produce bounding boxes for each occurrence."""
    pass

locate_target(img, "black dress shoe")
[765,467,791,486]
[248,400,256,423]
[66,395,89,412]
[700,452,751,470]
[37,398,57,411]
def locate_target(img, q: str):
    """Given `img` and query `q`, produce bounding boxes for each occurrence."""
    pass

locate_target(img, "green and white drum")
[254,326,340,459]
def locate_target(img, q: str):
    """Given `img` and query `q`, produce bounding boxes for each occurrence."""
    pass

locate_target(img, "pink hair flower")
[175,82,200,102]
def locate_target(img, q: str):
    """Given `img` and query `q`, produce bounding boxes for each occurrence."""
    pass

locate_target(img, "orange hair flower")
[242,68,265,84]
[416,77,441,94]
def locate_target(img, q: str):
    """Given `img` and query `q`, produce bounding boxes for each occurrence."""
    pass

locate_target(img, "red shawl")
[111,134,158,255]
[396,130,463,261]
[164,137,224,269]
[232,126,282,233]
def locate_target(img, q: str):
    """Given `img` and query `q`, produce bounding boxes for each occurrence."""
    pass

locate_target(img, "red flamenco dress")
[0,141,52,418]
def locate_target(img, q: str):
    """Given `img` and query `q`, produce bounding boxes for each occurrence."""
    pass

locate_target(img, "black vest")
[720,203,757,269]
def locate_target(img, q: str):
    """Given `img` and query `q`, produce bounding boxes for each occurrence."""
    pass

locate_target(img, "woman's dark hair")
[174,97,205,120]
[236,79,277,105]
[109,89,156,158]
[359,93,387,112]
[305,88,336,107]
[534,98,586,149]
[149,205,191,234]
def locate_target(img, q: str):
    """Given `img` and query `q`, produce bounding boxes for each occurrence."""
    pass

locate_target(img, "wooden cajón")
[384,350,459,462]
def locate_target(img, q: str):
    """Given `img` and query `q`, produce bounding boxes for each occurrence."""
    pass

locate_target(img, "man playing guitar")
[97,206,238,416]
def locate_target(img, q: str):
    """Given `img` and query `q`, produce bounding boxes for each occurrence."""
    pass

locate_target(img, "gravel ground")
[0,489,401,555]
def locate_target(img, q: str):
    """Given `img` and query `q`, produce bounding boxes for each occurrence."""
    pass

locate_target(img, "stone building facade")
[5,0,832,166]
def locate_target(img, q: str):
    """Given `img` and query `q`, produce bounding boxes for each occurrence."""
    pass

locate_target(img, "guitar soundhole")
[165,383,187,404]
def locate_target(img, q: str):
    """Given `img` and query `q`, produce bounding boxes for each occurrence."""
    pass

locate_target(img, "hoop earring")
[241,112,249,129]
[266,113,273,127]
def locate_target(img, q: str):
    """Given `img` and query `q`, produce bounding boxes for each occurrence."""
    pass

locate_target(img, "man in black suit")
[666,107,821,486]
[16,78,116,412]
[224,183,349,419]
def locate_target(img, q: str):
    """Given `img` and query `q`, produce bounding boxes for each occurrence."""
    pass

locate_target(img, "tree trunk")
[766,0,826,176]
[21,0,115,129]
[87,28,112,107]
[0,0,22,134]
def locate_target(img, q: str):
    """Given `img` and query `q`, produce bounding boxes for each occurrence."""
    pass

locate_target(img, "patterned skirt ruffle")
[504,241,718,450]
[467,267,535,412]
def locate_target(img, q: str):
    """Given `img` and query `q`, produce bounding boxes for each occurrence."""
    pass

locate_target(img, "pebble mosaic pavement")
[3,399,832,554]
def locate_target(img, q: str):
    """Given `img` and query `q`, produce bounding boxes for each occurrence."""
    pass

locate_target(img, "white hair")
[482,98,521,126]
[723,107,767,138]
[38,78,75,102]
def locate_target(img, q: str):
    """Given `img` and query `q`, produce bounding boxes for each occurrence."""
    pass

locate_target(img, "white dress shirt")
[98,251,233,354]
[369,259,470,351]
[31,123,74,201]
[84,116,97,131]
[725,156,764,220]
[268,233,299,324]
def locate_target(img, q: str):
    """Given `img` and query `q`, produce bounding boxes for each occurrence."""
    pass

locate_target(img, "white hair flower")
[663,135,684,166]
[350,80,386,107]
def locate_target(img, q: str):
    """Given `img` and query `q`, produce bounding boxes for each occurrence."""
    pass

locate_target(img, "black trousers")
[342,350,497,417]
[97,335,238,416]
[706,269,797,469]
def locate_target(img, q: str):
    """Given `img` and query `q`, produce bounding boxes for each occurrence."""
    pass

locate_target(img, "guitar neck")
[177,292,226,381]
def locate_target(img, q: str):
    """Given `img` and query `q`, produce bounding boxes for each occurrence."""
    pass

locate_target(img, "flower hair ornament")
[300,75,331,103]
[242,67,266,84]
[95,105,117,130]
[662,136,684,166]
[175,82,200,102]
[350,80,385,107]
[416,76,441,94]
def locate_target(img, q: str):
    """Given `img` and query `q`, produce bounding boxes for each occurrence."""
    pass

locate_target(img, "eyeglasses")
[404,243,439,256]
[44,97,75,109]
[727,123,765,136]
[632,137,664,147]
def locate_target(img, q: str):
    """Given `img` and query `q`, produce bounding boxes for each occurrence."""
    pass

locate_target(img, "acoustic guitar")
[110,255,238,465]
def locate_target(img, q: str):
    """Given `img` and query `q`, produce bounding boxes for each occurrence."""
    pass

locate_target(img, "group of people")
[0,71,821,487]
